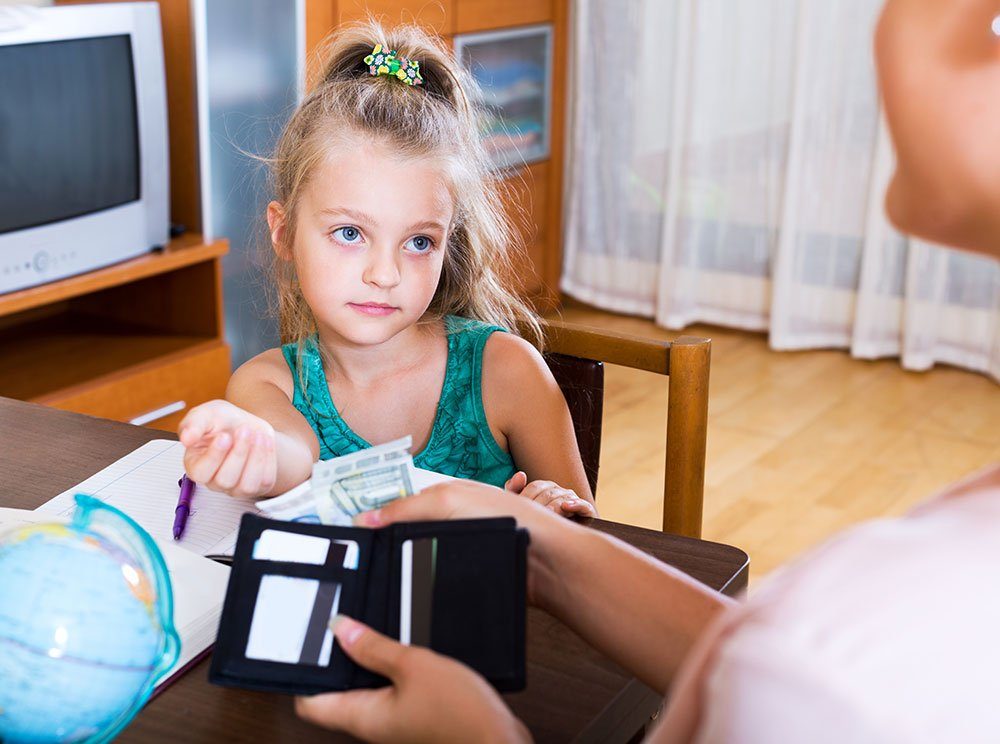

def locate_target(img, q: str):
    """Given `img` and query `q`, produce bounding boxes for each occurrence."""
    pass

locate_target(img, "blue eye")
[332,226,363,244]
[405,235,434,254]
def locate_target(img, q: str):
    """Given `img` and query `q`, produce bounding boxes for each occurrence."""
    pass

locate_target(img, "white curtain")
[562,0,1000,380]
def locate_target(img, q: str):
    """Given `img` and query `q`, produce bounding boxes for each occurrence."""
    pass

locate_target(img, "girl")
[178,22,595,518]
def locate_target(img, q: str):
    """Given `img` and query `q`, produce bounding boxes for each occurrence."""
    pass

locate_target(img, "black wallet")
[209,513,528,695]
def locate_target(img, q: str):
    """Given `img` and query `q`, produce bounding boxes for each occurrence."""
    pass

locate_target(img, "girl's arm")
[179,349,319,497]
[482,332,595,511]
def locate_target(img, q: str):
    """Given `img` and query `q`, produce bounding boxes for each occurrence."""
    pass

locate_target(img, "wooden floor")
[554,303,1000,584]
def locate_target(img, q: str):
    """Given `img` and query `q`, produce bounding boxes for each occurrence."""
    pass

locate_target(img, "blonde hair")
[265,20,542,349]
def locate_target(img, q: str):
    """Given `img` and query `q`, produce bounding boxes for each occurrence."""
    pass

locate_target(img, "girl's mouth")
[348,302,398,317]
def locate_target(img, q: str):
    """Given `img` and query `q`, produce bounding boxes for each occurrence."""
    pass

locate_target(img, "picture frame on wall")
[454,24,553,171]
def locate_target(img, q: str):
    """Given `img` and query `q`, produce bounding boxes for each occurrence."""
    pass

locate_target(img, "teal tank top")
[281,316,517,488]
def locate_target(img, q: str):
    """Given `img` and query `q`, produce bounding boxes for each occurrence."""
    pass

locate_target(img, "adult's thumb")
[354,487,451,527]
[332,615,404,679]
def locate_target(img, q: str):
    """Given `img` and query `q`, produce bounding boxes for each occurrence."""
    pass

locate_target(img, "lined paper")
[36,440,259,556]
[35,440,455,557]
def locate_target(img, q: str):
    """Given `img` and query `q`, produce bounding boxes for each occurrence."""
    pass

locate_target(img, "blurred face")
[874,0,1000,255]
[270,140,453,347]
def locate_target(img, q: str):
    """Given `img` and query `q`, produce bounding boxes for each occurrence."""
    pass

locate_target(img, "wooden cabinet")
[333,0,454,33]
[454,0,553,34]
[0,237,231,432]
[308,0,568,312]
[502,162,548,296]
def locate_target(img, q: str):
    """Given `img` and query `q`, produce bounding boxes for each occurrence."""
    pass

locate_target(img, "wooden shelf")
[0,313,217,401]
[0,235,227,318]
[0,234,231,430]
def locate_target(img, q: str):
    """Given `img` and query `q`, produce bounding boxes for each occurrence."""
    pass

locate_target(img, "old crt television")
[0,2,169,294]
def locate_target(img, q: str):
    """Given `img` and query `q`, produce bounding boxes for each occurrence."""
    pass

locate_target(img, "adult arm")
[363,482,734,693]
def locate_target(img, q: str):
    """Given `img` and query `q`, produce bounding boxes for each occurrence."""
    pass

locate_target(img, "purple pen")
[173,474,196,540]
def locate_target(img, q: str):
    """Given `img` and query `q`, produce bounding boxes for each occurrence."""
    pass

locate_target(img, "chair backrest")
[537,319,711,538]
[543,353,604,496]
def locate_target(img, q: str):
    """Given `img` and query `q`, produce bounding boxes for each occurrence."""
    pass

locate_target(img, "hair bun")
[316,20,469,114]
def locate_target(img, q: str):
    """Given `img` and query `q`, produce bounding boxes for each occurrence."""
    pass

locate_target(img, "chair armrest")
[533,318,710,375]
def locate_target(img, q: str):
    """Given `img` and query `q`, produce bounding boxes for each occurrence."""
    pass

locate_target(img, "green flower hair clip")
[363,43,424,86]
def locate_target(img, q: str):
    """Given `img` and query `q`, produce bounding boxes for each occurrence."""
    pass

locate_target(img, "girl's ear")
[267,201,291,260]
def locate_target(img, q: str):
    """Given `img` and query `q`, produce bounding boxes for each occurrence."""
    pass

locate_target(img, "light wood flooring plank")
[551,303,1000,583]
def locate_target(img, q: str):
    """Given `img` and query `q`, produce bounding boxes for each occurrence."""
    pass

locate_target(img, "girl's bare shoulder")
[481,331,559,401]
[228,347,294,398]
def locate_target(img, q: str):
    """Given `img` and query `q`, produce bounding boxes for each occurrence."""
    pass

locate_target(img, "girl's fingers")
[559,498,597,517]
[504,471,528,494]
[178,409,214,448]
[538,487,574,508]
[234,432,269,498]
[260,432,277,494]
[212,427,254,492]
[184,431,233,484]
[178,400,238,447]
[519,480,557,501]
[542,494,570,511]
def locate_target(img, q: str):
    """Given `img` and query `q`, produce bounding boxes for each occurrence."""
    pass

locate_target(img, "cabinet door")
[455,0,553,34]
[336,0,454,35]
[42,343,231,433]
[501,162,548,298]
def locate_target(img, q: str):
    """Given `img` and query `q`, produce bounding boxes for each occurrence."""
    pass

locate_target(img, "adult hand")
[295,616,528,744]
[178,399,277,498]
[356,479,580,608]
[357,478,549,528]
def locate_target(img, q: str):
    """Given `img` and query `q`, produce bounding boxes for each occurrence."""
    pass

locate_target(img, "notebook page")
[154,537,231,687]
[35,440,259,557]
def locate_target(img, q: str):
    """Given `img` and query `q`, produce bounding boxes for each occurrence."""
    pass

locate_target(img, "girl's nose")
[362,245,401,289]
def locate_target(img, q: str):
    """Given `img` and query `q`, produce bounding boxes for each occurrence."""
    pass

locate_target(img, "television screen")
[0,35,140,235]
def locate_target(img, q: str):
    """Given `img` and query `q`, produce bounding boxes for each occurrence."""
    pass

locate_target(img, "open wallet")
[209,513,528,694]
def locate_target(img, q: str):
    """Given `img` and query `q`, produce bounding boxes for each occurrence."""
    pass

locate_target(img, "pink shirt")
[653,465,1000,743]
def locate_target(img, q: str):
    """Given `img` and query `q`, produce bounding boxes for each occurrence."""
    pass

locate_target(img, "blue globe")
[0,495,179,743]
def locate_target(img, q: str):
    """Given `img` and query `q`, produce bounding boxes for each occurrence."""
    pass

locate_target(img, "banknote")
[311,436,416,525]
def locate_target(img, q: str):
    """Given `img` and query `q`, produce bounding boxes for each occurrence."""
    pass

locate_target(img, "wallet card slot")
[427,531,521,679]
[218,561,363,688]
[384,518,517,643]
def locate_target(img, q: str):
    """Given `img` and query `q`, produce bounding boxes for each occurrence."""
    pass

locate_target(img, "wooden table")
[0,397,749,743]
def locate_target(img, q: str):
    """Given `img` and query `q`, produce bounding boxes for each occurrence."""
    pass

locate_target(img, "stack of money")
[311,436,416,525]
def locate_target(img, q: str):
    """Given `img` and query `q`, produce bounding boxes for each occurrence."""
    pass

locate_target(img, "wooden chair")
[534,319,711,538]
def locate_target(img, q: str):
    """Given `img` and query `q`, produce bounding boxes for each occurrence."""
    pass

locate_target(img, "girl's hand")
[505,471,597,519]
[295,616,528,744]
[504,470,529,494]
[177,399,277,499]
[520,479,597,518]
[507,472,596,519]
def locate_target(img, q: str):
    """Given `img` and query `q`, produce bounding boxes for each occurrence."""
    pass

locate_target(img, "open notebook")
[35,439,454,558]
[28,439,453,691]
[36,440,258,557]
[0,507,230,692]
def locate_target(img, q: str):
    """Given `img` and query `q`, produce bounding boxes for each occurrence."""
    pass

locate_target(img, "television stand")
[0,235,231,431]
